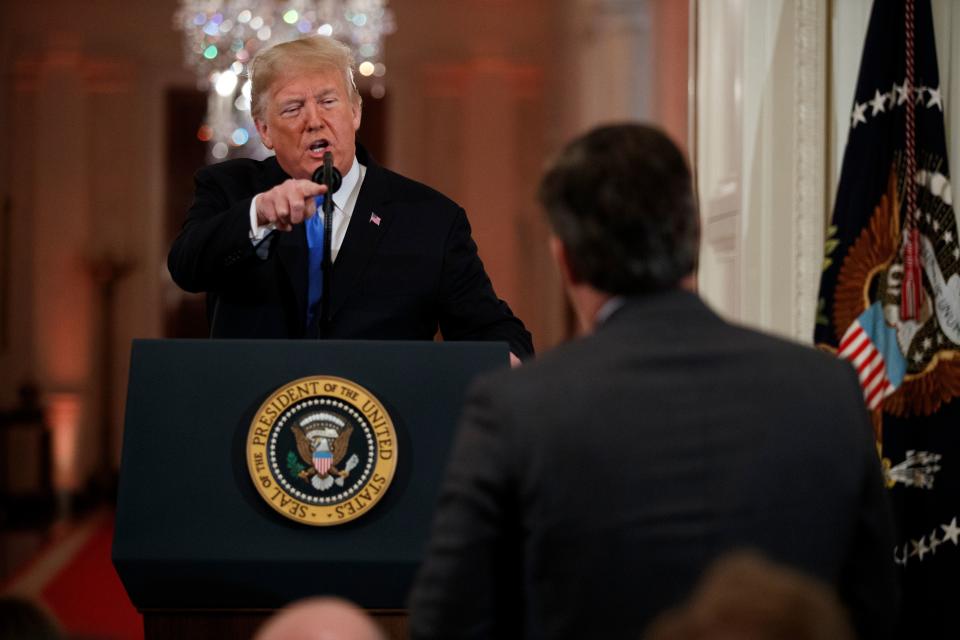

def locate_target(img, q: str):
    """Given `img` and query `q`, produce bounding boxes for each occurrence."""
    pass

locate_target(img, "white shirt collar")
[595,296,626,327]
[333,156,362,212]
[329,156,365,263]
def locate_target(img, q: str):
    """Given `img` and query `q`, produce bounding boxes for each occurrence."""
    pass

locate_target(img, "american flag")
[837,302,906,410]
[370,212,381,226]
[313,449,333,475]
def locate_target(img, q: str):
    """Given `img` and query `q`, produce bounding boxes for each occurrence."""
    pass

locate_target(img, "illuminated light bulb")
[176,1,395,164]
[215,70,239,96]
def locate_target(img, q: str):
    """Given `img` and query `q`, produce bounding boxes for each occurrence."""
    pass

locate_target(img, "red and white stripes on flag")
[839,321,897,410]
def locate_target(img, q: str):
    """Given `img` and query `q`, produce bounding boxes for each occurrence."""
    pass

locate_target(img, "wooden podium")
[112,339,507,639]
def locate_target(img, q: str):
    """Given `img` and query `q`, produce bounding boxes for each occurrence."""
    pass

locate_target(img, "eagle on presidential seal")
[291,412,360,491]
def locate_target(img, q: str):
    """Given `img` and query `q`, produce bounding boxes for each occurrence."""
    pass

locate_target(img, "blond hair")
[250,36,360,120]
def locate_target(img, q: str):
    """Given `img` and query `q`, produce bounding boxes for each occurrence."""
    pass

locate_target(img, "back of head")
[538,123,698,294]
[251,36,360,120]
[643,552,856,640]
[253,597,386,640]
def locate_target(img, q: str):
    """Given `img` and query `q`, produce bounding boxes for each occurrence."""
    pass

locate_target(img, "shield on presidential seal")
[313,449,333,475]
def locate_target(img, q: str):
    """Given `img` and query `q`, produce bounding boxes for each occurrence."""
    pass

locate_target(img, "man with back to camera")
[408,124,897,639]
[167,36,532,362]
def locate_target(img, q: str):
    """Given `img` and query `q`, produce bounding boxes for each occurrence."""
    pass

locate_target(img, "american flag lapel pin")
[369,212,382,226]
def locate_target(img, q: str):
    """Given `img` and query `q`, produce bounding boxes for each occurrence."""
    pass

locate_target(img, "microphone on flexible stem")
[312,152,343,197]
[312,152,342,338]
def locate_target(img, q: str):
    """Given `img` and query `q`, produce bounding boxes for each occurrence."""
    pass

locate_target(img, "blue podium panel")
[113,339,507,609]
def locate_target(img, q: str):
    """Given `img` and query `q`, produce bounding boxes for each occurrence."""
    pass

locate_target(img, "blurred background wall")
[7,0,954,509]
[0,0,689,500]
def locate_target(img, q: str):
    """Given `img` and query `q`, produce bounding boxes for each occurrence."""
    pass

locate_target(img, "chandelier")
[174,0,395,161]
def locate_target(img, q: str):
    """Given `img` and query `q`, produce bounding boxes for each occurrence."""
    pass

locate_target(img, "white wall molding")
[695,0,829,343]
[695,0,744,320]
[791,0,827,341]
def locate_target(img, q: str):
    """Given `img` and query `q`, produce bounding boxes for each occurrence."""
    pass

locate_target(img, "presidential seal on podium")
[246,376,398,526]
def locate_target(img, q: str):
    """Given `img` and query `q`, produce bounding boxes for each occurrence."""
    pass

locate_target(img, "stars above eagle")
[850,80,942,131]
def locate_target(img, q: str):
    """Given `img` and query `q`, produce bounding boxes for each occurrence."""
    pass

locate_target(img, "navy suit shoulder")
[167,157,286,296]
[410,289,896,640]
[361,165,467,244]
[373,165,459,208]
[194,156,287,197]
[483,289,859,403]
[346,159,532,355]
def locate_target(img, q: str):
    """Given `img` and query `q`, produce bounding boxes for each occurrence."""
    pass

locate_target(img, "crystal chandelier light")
[174,0,394,161]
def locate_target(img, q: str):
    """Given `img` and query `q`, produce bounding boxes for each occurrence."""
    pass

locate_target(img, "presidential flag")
[814,0,959,632]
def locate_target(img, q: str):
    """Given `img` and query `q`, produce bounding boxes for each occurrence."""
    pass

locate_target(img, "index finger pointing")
[296,179,327,197]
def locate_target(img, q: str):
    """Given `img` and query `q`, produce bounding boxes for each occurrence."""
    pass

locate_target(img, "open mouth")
[308,139,330,155]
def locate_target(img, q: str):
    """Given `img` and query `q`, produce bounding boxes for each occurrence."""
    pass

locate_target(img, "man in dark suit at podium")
[168,36,532,361]
[409,124,897,639]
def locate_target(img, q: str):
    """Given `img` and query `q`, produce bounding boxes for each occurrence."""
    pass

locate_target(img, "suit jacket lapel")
[259,158,309,324]
[330,159,394,317]
[276,224,308,323]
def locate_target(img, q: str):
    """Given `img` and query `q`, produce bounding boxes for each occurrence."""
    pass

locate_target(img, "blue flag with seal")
[814,0,959,633]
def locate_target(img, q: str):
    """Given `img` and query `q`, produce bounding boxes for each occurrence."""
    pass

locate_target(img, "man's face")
[255,66,361,180]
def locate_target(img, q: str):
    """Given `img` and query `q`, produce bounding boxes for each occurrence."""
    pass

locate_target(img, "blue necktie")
[306,195,325,329]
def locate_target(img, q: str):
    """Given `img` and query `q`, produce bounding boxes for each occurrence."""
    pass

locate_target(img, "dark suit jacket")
[409,290,897,639]
[167,146,533,356]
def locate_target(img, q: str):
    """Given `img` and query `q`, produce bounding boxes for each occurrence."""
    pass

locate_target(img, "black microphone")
[312,152,341,338]
[312,152,342,195]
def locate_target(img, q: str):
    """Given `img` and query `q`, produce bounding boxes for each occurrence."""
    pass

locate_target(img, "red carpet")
[38,513,143,640]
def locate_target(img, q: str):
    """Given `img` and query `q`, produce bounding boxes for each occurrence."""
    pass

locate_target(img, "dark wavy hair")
[538,124,698,294]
